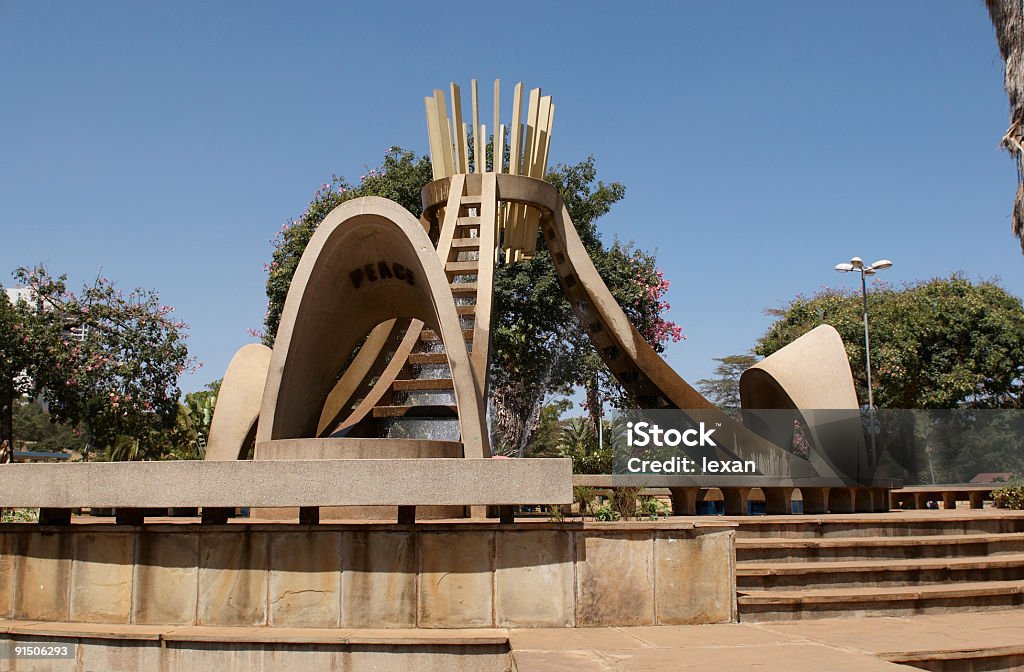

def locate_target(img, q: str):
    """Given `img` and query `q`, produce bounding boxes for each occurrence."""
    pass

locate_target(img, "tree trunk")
[0,381,14,463]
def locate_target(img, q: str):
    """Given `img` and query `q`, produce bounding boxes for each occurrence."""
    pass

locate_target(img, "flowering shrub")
[3,265,195,459]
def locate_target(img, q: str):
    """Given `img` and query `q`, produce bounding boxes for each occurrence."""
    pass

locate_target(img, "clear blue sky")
[2,1,1021,394]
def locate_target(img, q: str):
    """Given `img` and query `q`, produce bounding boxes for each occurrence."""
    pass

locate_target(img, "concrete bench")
[572,475,902,515]
[890,485,998,510]
[0,458,572,525]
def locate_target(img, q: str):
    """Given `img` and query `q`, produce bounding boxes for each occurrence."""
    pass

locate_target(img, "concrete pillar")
[829,488,855,513]
[969,491,986,509]
[854,489,874,513]
[942,493,958,510]
[801,488,829,514]
[873,488,890,512]
[763,488,794,515]
[669,487,698,516]
[913,493,929,510]
[722,487,751,516]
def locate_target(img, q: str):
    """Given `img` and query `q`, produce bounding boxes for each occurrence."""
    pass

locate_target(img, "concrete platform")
[510,609,1024,671]
[4,610,1024,671]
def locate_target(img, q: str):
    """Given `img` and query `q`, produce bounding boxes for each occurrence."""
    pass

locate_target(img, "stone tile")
[70,532,134,623]
[509,627,646,652]
[268,531,341,628]
[0,534,13,620]
[495,530,573,627]
[512,650,613,672]
[655,530,735,624]
[197,531,268,626]
[0,634,78,672]
[12,532,72,621]
[261,646,349,672]
[626,623,796,648]
[133,532,199,625]
[575,533,654,627]
[341,530,416,628]
[418,531,493,628]
[595,642,909,670]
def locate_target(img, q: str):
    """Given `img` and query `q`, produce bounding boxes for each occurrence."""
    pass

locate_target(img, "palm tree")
[985,0,1024,252]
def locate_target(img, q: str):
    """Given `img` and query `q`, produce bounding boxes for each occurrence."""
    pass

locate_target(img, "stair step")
[372,405,458,419]
[450,283,478,295]
[459,196,482,206]
[736,532,1024,563]
[738,553,1024,590]
[456,305,476,316]
[445,261,479,275]
[391,378,454,392]
[408,353,449,365]
[451,238,481,249]
[738,580,1024,622]
[456,217,481,229]
[420,329,474,342]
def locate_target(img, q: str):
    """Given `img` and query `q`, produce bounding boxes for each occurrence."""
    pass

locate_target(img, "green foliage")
[639,495,671,520]
[696,354,759,408]
[0,508,38,523]
[522,398,571,458]
[164,379,221,460]
[756,275,1024,408]
[2,265,194,460]
[611,486,642,519]
[12,398,88,454]
[593,505,621,521]
[573,485,597,517]
[262,147,433,344]
[557,418,612,474]
[992,477,1024,509]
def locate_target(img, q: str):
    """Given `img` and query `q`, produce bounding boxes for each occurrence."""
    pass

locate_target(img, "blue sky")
[2,1,1021,395]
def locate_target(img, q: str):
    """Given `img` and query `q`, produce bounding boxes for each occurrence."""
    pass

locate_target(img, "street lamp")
[835,257,892,464]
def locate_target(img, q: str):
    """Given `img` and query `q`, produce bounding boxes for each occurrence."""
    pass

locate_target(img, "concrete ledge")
[0,458,573,508]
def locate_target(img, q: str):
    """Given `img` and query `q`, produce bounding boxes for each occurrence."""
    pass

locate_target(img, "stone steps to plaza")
[734,510,1024,623]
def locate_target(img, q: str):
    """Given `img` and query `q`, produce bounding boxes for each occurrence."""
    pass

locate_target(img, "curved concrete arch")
[256,196,488,458]
[205,343,272,461]
[740,324,868,483]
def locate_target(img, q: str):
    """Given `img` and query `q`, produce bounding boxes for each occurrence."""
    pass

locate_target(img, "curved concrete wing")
[256,196,488,458]
[205,343,272,461]
[740,324,868,483]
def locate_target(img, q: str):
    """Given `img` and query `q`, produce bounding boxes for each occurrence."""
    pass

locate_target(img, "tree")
[984,0,1024,252]
[260,147,433,344]
[696,354,760,408]
[756,275,1024,409]
[260,148,683,455]
[0,290,36,459]
[2,265,194,460]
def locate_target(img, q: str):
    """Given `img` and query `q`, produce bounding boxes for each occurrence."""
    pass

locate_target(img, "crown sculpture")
[202,80,885,519]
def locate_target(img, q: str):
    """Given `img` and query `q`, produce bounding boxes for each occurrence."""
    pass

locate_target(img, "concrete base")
[0,521,736,631]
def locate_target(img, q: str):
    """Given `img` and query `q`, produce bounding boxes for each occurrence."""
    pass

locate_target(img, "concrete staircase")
[735,512,1024,622]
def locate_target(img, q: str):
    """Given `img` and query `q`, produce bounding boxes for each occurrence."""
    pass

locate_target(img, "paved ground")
[510,609,1024,671]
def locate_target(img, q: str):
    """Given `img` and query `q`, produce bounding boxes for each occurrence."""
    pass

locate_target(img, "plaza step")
[735,511,1024,622]
[738,553,1024,590]
[736,532,1024,563]
[738,580,1024,622]
[450,282,478,295]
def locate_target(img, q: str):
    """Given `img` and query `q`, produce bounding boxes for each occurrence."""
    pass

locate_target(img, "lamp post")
[834,257,892,465]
